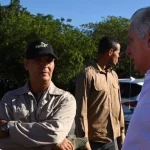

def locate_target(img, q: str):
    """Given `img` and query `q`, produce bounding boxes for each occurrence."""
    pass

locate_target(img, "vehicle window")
[119,83,142,98]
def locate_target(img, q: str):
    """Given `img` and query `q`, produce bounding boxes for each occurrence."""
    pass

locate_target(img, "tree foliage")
[0,0,96,97]
[0,0,143,98]
[81,16,143,78]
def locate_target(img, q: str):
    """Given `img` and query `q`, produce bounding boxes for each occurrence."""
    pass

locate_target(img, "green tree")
[0,1,144,99]
[0,0,96,97]
[81,16,143,78]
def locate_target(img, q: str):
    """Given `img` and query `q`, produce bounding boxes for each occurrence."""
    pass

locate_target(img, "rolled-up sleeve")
[0,92,76,148]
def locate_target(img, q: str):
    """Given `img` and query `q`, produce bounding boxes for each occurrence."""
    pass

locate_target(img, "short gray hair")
[131,6,150,38]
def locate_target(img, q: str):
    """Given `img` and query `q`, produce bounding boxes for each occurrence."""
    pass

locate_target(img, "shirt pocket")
[112,83,120,118]
[94,74,106,91]
[13,109,29,121]
[112,83,119,98]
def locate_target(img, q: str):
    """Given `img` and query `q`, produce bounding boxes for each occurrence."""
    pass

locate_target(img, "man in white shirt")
[122,6,150,150]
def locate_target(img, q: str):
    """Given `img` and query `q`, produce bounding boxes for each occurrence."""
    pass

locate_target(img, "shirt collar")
[19,81,64,96]
[95,63,112,73]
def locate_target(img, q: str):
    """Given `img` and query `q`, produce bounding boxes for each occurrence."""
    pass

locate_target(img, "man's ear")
[24,59,29,70]
[109,49,114,56]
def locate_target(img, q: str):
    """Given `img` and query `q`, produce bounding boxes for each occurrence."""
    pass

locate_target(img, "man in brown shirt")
[75,36,125,150]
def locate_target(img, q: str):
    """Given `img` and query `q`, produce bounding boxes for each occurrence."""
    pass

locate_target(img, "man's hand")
[85,141,92,150]
[117,133,125,150]
[0,120,9,138]
[52,138,74,150]
[118,141,123,150]
[0,120,7,126]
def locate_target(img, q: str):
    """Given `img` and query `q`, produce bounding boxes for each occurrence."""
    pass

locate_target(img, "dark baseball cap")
[26,39,57,59]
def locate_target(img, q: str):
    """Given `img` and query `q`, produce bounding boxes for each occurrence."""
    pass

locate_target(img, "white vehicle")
[119,77,144,129]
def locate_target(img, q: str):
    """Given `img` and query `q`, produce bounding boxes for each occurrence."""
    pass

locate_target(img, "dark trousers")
[90,140,118,150]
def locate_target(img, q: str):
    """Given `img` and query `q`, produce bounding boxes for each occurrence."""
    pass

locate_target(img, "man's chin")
[40,77,51,82]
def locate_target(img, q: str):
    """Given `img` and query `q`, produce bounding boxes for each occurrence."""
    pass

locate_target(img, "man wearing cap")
[0,39,76,150]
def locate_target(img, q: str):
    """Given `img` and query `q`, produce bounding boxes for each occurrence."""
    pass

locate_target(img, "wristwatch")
[0,122,9,133]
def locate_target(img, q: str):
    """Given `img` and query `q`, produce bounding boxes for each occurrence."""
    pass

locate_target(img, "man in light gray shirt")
[0,39,76,150]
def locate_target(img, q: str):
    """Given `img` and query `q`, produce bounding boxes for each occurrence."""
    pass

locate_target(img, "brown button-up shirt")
[75,62,125,143]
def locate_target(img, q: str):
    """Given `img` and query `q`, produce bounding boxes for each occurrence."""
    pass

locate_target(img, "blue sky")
[1,0,150,27]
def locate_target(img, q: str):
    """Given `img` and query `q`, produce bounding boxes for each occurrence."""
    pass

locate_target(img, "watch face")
[1,123,8,132]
